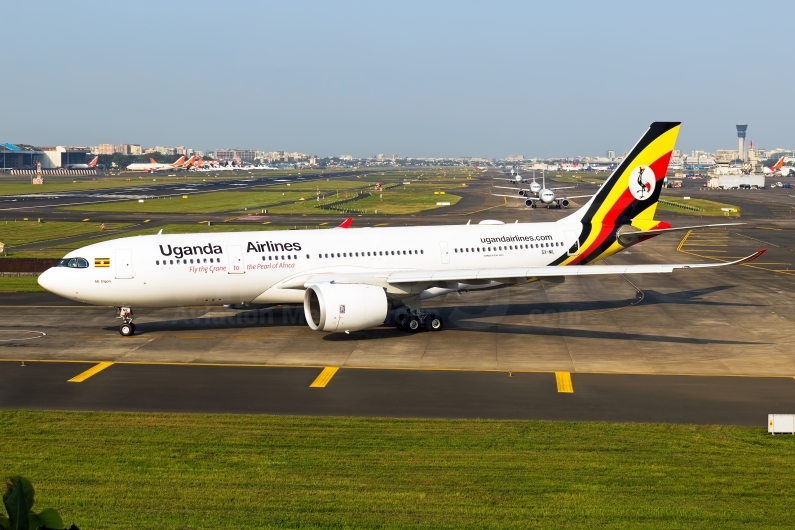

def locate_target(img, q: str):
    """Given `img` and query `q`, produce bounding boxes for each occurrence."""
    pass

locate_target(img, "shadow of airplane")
[108,285,766,348]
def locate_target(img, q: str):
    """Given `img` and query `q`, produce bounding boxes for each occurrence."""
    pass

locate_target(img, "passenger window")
[421,250,424,254]
[170,260,174,265]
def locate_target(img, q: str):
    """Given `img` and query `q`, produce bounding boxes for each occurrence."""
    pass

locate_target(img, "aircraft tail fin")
[556,122,680,265]
[563,122,679,227]
[88,156,99,167]
[774,156,786,170]
[173,156,186,167]
[149,157,157,164]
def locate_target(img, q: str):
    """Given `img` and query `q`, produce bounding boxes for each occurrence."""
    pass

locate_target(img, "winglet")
[733,249,766,265]
[337,217,353,229]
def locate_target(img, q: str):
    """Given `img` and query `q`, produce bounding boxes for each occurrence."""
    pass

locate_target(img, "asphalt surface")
[1,360,792,425]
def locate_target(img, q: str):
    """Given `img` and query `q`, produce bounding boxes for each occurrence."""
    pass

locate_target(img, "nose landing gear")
[117,307,136,336]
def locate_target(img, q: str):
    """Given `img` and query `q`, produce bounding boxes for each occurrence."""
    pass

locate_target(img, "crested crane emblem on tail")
[628,165,655,200]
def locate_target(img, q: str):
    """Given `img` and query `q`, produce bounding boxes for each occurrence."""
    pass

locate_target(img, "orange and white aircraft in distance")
[126,156,186,172]
[762,156,786,175]
[67,156,99,169]
[39,122,766,337]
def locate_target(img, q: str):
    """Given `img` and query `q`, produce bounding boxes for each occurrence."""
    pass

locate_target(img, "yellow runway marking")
[374,223,389,226]
[81,218,89,222]
[262,221,271,225]
[318,222,329,226]
[68,361,114,383]
[555,372,573,393]
[143,219,151,223]
[310,366,339,388]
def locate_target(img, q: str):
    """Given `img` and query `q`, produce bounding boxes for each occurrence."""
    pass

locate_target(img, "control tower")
[736,124,747,161]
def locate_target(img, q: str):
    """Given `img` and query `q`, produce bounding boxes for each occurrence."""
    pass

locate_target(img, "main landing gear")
[117,307,136,336]
[395,310,444,333]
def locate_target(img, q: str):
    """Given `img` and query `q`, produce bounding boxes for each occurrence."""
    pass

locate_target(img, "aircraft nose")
[37,268,57,293]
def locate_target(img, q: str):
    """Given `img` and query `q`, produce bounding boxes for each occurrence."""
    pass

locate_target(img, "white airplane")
[762,157,794,176]
[494,167,531,184]
[39,122,764,336]
[67,156,99,170]
[126,156,186,172]
[491,172,584,209]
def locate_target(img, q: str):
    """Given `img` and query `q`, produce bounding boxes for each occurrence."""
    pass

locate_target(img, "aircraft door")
[564,230,580,256]
[439,241,450,264]
[227,245,245,274]
[115,249,133,279]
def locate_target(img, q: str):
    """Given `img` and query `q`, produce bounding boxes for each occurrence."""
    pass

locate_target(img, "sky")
[1,0,793,158]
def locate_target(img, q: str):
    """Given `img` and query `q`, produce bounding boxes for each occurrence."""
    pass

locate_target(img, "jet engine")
[561,198,570,208]
[303,283,388,333]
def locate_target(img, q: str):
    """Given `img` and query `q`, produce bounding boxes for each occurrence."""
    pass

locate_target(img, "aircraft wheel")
[426,315,443,331]
[407,316,422,332]
[119,323,135,337]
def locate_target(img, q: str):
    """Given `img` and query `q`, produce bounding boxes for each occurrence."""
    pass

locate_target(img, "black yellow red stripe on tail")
[556,122,680,265]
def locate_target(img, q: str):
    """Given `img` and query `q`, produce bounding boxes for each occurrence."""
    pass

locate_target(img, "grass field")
[62,191,317,214]
[0,220,132,246]
[0,175,246,196]
[658,197,740,217]
[1,411,794,529]
[267,189,462,215]
[0,276,44,292]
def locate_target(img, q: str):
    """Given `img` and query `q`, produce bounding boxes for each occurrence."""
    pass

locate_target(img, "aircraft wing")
[549,186,576,191]
[616,222,744,244]
[278,250,764,289]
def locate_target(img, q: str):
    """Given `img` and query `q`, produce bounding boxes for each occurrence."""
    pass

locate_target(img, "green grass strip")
[1,411,794,529]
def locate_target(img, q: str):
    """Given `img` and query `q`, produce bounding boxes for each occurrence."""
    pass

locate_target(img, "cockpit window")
[56,258,89,268]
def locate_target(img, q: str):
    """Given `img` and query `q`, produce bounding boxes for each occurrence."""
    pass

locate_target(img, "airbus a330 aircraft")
[39,122,764,336]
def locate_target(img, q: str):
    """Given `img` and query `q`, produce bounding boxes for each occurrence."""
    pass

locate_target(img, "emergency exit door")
[439,241,450,264]
[115,249,133,279]
[227,245,245,274]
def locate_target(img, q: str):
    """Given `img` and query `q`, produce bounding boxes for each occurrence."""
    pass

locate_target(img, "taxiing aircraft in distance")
[491,171,583,209]
[39,122,764,336]
[126,156,186,172]
[67,156,99,169]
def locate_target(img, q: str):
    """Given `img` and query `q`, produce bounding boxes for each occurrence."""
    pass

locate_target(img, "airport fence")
[658,199,703,212]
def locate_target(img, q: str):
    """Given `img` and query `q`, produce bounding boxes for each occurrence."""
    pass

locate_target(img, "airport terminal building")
[0,143,90,170]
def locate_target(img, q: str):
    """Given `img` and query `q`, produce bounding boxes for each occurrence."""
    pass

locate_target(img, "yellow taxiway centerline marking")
[68,361,114,383]
[310,366,339,388]
[143,219,151,223]
[262,221,271,225]
[318,222,329,226]
[374,223,389,226]
[555,372,573,393]
[81,218,90,222]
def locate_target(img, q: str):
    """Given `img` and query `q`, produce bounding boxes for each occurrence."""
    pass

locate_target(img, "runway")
[1,360,792,425]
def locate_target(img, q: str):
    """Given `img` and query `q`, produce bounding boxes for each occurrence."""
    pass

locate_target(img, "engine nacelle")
[518,189,526,196]
[561,198,570,208]
[303,283,388,333]
[525,198,534,207]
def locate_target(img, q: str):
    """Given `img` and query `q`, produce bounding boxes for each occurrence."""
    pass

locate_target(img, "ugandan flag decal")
[94,258,110,267]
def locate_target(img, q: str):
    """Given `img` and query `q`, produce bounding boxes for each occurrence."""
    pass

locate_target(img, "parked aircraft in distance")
[126,156,186,172]
[67,156,99,169]
[39,122,763,336]
[762,156,786,175]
